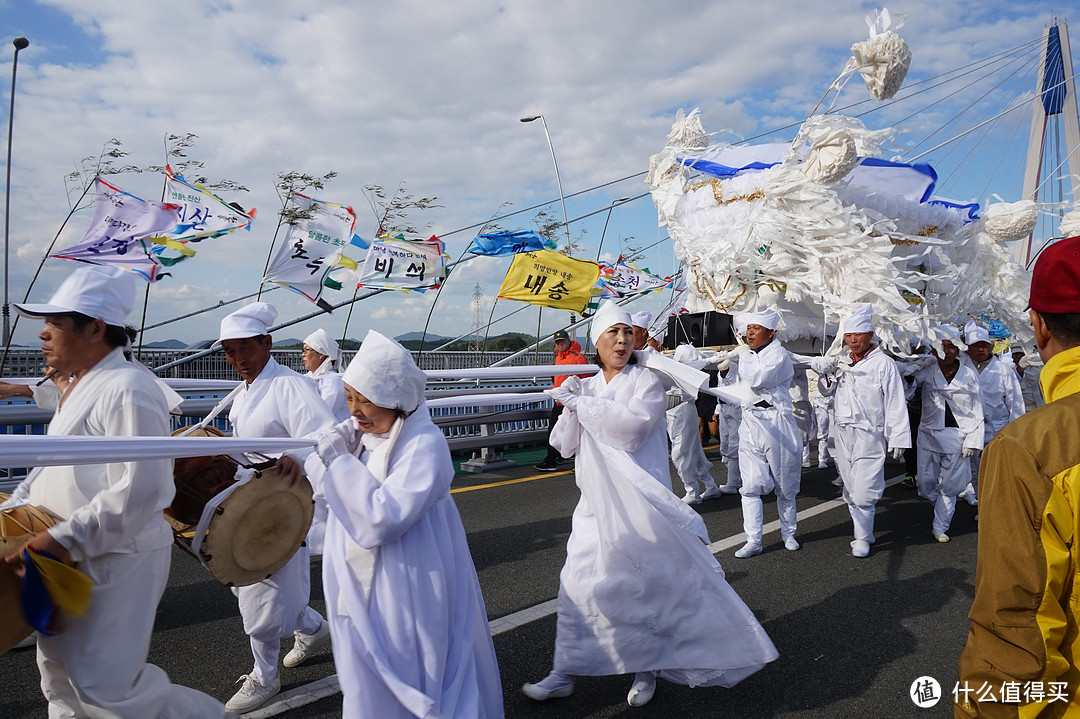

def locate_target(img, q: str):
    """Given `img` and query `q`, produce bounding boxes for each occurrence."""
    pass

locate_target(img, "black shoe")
[534,461,560,472]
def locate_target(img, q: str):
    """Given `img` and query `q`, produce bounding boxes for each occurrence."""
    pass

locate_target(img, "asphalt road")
[0,443,976,718]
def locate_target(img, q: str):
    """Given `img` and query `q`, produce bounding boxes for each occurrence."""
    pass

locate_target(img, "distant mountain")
[272,338,304,348]
[143,339,187,349]
[395,331,451,343]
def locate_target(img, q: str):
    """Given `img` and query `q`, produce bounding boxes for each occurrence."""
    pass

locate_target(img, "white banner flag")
[162,171,254,241]
[52,178,181,282]
[263,193,356,304]
[597,261,673,297]
[357,236,446,291]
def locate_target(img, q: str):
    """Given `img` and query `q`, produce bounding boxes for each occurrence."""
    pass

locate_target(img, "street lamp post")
[595,197,630,261]
[520,115,572,250]
[3,37,29,347]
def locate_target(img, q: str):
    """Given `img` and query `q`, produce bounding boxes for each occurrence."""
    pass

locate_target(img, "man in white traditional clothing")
[633,312,721,505]
[301,328,349,422]
[216,303,337,714]
[303,331,503,718]
[911,325,984,542]
[522,300,777,708]
[812,304,910,558]
[959,320,1024,506]
[1,265,225,718]
[731,309,802,558]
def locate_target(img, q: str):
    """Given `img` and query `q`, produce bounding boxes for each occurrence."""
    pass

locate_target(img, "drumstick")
[36,370,59,387]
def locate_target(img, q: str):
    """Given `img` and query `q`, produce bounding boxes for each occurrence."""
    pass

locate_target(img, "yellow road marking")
[451,469,574,493]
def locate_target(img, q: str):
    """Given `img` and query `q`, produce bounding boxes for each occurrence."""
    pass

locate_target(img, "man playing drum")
[214,302,337,714]
[1,265,225,717]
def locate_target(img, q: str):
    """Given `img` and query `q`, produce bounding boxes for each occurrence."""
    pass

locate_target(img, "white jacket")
[819,346,910,449]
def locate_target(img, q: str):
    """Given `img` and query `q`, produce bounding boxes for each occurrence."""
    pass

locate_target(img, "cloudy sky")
[0,0,1069,348]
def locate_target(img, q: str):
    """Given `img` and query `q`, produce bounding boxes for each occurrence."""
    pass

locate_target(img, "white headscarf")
[630,311,653,329]
[303,328,341,368]
[213,302,277,348]
[342,330,426,413]
[963,320,991,346]
[840,303,874,334]
[590,300,634,344]
[741,308,780,331]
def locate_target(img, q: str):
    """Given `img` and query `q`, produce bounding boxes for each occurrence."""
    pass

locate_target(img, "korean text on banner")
[498,249,600,312]
[357,236,446,291]
[263,193,357,304]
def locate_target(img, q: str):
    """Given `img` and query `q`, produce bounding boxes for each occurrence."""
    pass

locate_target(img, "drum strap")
[177,383,245,437]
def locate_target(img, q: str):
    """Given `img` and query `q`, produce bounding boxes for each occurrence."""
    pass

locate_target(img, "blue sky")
[0,0,1072,346]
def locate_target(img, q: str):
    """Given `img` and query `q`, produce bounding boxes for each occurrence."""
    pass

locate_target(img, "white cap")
[630,311,653,329]
[840,303,874,334]
[963,320,991,346]
[214,302,278,349]
[741,308,780,330]
[303,328,340,363]
[15,265,134,327]
[933,323,966,349]
[343,330,426,413]
[590,300,634,344]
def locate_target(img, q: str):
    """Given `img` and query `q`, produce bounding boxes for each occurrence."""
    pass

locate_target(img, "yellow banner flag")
[498,250,600,312]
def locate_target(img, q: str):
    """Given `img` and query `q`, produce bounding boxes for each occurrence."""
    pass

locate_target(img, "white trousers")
[832,423,888,542]
[814,404,831,464]
[234,546,324,684]
[917,448,971,535]
[37,546,224,719]
[740,494,798,546]
[717,405,742,488]
[667,401,716,496]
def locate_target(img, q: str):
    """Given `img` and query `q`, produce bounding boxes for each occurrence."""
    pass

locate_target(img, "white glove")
[715,356,731,372]
[314,419,360,464]
[733,343,750,356]
[546,386,580,411]
[559,375,582,396]
[889,447,905,461]
[961,447,976,458]
[810,355,838,375]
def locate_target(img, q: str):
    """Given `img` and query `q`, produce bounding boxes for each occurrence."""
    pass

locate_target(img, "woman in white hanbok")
[304,331,503,719]
[522,301,778,709]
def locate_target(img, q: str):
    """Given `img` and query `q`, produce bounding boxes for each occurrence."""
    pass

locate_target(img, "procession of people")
[1,247,1076,717]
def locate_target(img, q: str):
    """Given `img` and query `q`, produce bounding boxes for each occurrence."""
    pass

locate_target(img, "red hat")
[1029,235,1080,313]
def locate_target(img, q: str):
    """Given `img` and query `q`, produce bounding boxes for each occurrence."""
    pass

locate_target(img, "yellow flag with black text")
[498,250,600,312]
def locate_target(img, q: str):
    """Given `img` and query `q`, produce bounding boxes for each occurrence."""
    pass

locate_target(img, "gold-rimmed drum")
[167,427,314,587]
[0,492,56,653]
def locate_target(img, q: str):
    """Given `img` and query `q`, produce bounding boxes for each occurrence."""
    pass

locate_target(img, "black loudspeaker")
[665,311,735,349]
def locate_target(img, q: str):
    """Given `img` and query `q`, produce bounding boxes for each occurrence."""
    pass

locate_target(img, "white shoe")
[784,536,800,551]
[735,542,763,558]
[831,476,843,487]
[627,672,656,707]
[718,484,740,495]
[802,460,811,469]
[282,618,331,668]
[851,539,870,558]
[681,491,701,505]
[934,533,950,543]
[964,494,979,506]
[817,461,828,469]
[13,632,36,649]
[522,672,574,701]
[700,485,722,501]
[225,674,280,714]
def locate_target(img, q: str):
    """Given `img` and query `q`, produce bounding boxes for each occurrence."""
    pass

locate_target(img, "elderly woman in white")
[304,331,503,719]
[301,328,349,422]
[522,301,777,709]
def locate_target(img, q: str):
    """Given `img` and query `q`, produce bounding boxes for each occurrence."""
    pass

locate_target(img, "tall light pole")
[3,37,29,347]
[595,197,630,261]
[520,115,572,251]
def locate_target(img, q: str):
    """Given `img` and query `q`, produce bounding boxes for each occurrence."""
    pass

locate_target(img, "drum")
[0,559,32,654]
[0,493,56,556]
[166,427,315,587]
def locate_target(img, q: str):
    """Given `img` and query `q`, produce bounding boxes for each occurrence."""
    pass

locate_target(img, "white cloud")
[0,0,1064,347]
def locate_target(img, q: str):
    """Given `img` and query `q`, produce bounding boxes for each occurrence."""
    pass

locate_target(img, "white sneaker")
[718,484,740,495]
[963,494,979,506]
[735,542,762,558]
[784,536,800,551]
[817,461,828,469]
[522,672,574,701]
[681,490,701,505]
[831,476,843,487]
[700,485,722,501]
[225,674,280,714]
[627,671,657,707]
[934,533,950,543]
[282,618,331,668]
[851,539,870,558]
